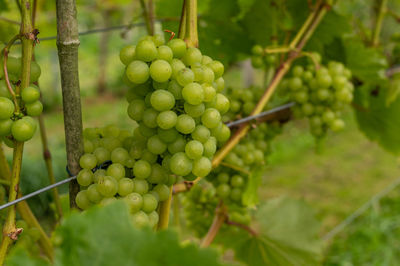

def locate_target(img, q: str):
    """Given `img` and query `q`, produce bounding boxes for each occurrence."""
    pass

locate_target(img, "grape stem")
[139,0,154,35]
[0,1,36,263]
[178,0,187,39]
[200,201,227,248]
[157,186,173,230]
[298,51,321,70]
[173,2,330,193]
[225,219,258,237]
[372,0,388,47]
[183,0,198,47]
[219,162,250,176]
[2,34,21,112]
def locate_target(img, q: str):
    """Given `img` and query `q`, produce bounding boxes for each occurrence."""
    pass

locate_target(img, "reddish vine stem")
[200,201,227,247]
[225,219,258,237]
[2,35,21,111]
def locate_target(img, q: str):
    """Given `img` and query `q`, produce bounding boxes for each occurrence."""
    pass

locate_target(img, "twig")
[157,187,173,230]
[139,0,154,35]
[225,219,257,236]
[201,201,227,247]
[2,34,21,110]
[372,0,388,47]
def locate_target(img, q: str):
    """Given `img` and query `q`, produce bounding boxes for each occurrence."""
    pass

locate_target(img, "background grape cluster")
[0,56,43,145]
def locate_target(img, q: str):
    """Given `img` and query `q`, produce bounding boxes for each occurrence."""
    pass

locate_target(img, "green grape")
[251,56,264,68]
[111,147,129,165]
[93,147,111,163]
[21,86,40,103]
[118,178,134,196]
[176,68,195,86]
[76,191,91,210]
[176,114,196,134]
[142,108,159,128]
[203,137,217,157]
[106,163,125,180]
[201,108,221,129]
[120,45,136,65]
[11,118,36,141]
[157,128,178,143]
[125,192,143,213]
[289,77,303,91]
[135,40,158,62]
[142,193,158,213]
[77,169,93,187]
[167,38,187,58]
[86,184,102,203]
[184,103,205,117]
[147,164,167,184]
[157,110,177,129]
[133,160,152,179]
[330,118,345,131]
[182,47,202,66]
[171,59,186,79]
[157,45,173,61]
[170,152,192,176]
[251,45,263,55]
[185,140,204,159]
[126,60,150,84]
[132,179,149,194]
[192,65,204,82]
[216,184,230,198]
[208,61,224,79]
[153,184,170,201]
[230,188,242,201]
[167,80,183,99]
[93,169,106,183]
[191,125,210,143]
[211,123,230,143]
[97,176,118,197]
[150,90,175,111]
[0,97,14,119]
[132,211,149,227]
[79,153,97,169]
[215,77,225,92]
[231,175,244,187]
[148,211,159,227]
[202,84,216,102]
[217,172,229,183]
[192,157,212,177]
[0,119,12,136]
[202,66,215,84]
[167,135,186,154]
[147,135,167,154]
[149,59,172,83]
[214,93,230,114]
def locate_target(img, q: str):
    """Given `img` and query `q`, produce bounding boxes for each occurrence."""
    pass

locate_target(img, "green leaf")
[236,0,256,20]
[52,201,224,266]
[354,83,400,155]
[227,196,322,266]
[386,73,400,106]
[343,38,388,84]
[242,167,263,207]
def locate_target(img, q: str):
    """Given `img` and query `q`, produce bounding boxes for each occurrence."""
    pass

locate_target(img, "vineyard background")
[1,0,400,265]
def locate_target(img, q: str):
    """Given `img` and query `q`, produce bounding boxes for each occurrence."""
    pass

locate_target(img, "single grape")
[142,108,159,128]
[157,45,173,62]
[185,140,204,159]
[118,178,134,196]
[97,176,118,197]
[184,103,205,118]
[170,152,193,176]
[135,40,158,62]
[201,108,221,129]
[126,60,150,84]
[0,97,14,119]
[79,153,97,169]
[120,45,136,65]
[111,148,129,165]
[133,160,152,179]
[87,184,102,203]
[182,47,202,66]
[132,211,149,227]
[156,111,177,129]
[150,90,175,111]
[167,39,187,58]
[192,157,212,177]
[176,68,195,86]
[208,60,224,79]
[77,169,93,187]
[125,192,143,213]
[132,179,149,195]
[149,59,172,83]
[0,119,12,136]
[21,86,40,103]
[76,191,91,210]
[93,147,111,163]
[142,193,158,213]
[147,164,167,184]
[147,135,167,154]
[106,163,125,180]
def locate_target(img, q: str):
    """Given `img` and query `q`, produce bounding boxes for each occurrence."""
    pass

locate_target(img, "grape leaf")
[242,167,263,207]
[343,38,388,84]
[354,83,400,155]
[5,248,50,266]
[386,73,400,106]
[53,201,223,266]
[226,196,322,266]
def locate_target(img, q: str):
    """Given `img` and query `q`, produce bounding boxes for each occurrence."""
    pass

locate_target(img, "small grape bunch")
[120,35,231,181]
[280,55,353,137]
[250,45,278,69]
[75,125,173,229]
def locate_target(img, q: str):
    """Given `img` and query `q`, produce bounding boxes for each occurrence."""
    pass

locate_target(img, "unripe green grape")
[103,124,120,138]
[215,77,225,92]
[292,65,304,77]
[294,91,308,103]
[203,137,217,157]
[111,146,129,165]
[310,116,322,128]
[132,211,150,227]
[201,55,213,65]
[100,197,117,206]
[170,152,192,176]
[142,149,158,164]
[185,140,204,159]
[135,40,158,62]
[21,86,40,103]
[301,103,314,116]
[133,159,152,179]
[132,179,149,195]
[217,172,229,183]
[148,211,159,227]
[176,68,195,86]
[182,47,202,66]
[97,176,118,197]
[153,184,170,201]
[231,175,244,187]
[265,54,277,65]
[79,153,97,169]
[171,59,186,78]
[0,82,12,99]
[142,193,158,213]
[202,66,215,84]
[182,82,204,105]
[77,169,93,186]
[147,135,167,154]
[184,102,205,117]
[156,110,178,129]
[150,90,175,111]
[0,97,14,119]
[192,157,212,177]
[120,45,136,65]
[330,119,345,131]
[106,163,125,180]
[316,73,332,88]
[87,184,102,203]
[0,119,12,136]
[216,184,230,198]
[149,59,172,83]
[157,45,173,61]
[147,164,167,184]
[125,192,143,213]
[142,108,159,128]
[289,77,302,91]
[176,114,196,134]
[76,191,91,210]
[102,137,122,152]
[251,45,263,55]
[214,93,230,114]
[167,38,187,58]
[208,60,224,79]
[191,125,210,143]
[230,188,242,201]
[201,108,221,129]
[139,123,156,138]
[126,60,150,84]
[157,128,178,143]
[251,56,264,68]
[6,57,21,77]
[253,149,264,162]
[118,178,134,196]
[202,83,216,103]
[167,135,186,154]
[211,123,230,143]
[93,169,106,183]
[322,110,335,123]
[93,147,111,163]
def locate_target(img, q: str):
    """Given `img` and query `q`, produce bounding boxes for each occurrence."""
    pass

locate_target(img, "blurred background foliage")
[1,0,400,264]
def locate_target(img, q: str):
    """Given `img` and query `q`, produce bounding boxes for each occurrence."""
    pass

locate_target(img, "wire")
[322,176,400,242]
[0,103,294,210]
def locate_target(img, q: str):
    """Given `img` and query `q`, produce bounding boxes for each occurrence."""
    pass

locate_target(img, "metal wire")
[322,176,400,242]
[226,102,295,128]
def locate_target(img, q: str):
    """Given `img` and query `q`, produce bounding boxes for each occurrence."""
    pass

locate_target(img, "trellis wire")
[0,103,294,211]
[322,176,400,242]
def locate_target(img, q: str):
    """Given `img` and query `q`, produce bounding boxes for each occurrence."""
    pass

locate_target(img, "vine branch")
[372,0,388,47]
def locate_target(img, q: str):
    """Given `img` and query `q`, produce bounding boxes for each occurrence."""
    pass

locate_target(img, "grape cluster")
[120,35,231,181]
[75,125,174,228]
[250,45,278,69]
[223,86,264,120]
[280,57,353,137]
[0,56,43,145]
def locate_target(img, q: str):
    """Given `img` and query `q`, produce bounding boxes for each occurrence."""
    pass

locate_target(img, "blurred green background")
[1,0,400,265]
